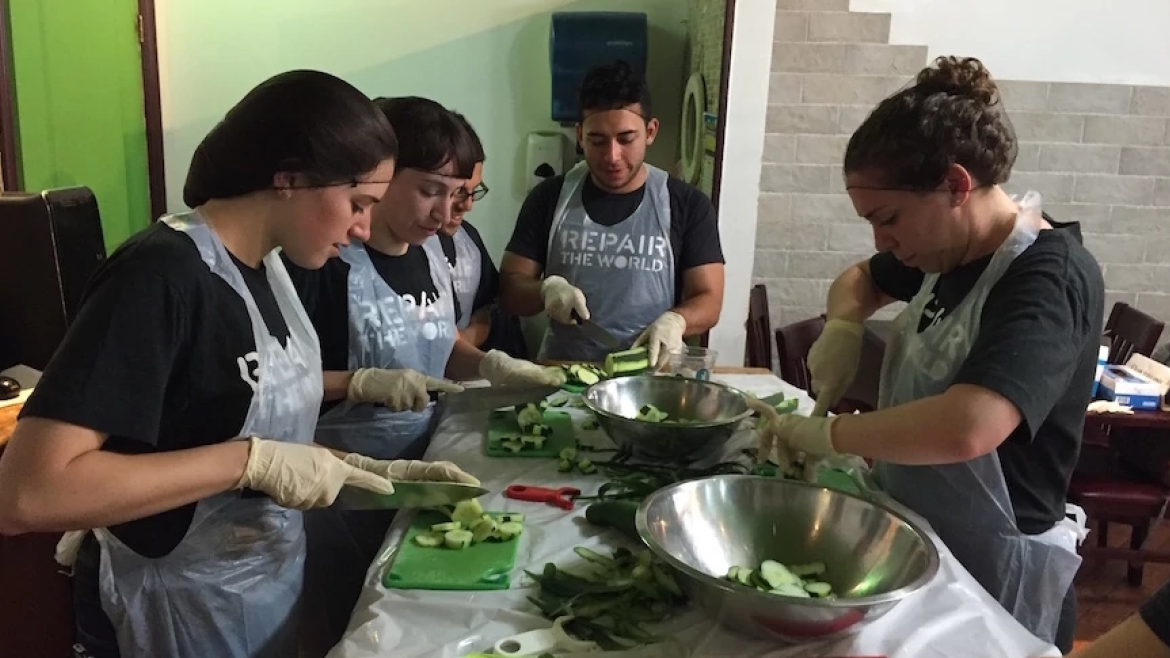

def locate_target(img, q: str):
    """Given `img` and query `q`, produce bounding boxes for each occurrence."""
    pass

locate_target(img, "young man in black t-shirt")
[499,60,725,365]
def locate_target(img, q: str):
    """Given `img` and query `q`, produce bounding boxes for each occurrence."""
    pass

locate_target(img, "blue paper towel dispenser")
[549,11,648,123]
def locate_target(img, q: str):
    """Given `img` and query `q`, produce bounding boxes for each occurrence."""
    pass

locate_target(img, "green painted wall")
[10,0,151,252]
[157,0,689,260]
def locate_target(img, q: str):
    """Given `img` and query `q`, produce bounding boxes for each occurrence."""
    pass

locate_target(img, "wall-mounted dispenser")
[549,11,648,124]
[525,132,570,192]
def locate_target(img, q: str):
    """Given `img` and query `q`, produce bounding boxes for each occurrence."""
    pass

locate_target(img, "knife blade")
[572,309,622,350]
[439,384,560,415]
[334,481,489,511]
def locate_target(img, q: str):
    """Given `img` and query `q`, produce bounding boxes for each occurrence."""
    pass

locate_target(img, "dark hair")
[578,60,653,121]
[373,97,478,179]
[183,69,398,208]
[843,56,1017,189]
[450,110,485,163]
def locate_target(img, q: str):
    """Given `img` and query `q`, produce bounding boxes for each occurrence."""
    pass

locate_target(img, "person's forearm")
[831,386,1013,465]
[461,307,493,348]
[0,422,250,535]
[499,272,545,317]
[827,262,893,323]
[673,290,722,337]
[323,371,354,402]
[446,338,486,381]
[1069,615,1170,658]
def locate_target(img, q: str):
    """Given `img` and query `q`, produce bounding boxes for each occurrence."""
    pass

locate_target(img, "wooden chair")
[744,284,772,369]
[1070,302,1169,586]
[774,315,885,414]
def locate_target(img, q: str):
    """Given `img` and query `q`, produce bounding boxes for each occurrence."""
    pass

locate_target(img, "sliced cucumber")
[760,560,800,589]
[577,458,596,474]
[735,567,754,587]
[470,517,497,543]
[576,369,600,385]
[516,403,543,431]
[496,513,525,524]
[444,529,474,549]
[789,562,826,578]
[450,499,484,526]
[547,394,569,407]
[431,521,462,532]
[773,583,811,598]
[559,447,578,461]
[726,566,742,581]
[581,419,599,431]
[557,458,574,473]
[521,435,547,449]
[804,581,833,597]
[526,424,551,437]
[413,531,444,548]
[495,521,523,540]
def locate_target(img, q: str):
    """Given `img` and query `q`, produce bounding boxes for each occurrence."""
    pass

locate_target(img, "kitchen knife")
[571,309,622,350]
[439,384,561,415]
[334,481,489,511]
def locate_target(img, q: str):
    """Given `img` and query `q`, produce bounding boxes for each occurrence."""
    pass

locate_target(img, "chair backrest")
[775,315,885,414]
[1105,302,1165,365]
[744,284,773,368]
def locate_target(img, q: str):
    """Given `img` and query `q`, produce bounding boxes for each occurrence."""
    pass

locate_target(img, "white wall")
[850,0,1170,87]
[705,0,775,365]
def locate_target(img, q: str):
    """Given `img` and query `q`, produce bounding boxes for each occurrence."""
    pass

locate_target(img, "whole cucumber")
[585,500,641,542]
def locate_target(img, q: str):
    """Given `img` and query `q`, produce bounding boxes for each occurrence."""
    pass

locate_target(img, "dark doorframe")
[709,0,736,211]
[0,0,19,191]
[0,0,167,218]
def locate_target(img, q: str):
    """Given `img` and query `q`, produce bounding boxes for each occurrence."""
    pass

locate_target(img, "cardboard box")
[1099,365,1163,410]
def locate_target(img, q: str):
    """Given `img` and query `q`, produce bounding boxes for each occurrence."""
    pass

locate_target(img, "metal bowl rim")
[580,375,755,429]
[634,474,942,608]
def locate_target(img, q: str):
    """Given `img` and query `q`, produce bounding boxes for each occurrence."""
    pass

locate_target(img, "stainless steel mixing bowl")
[581,375,753,462]
[636,475,940,642]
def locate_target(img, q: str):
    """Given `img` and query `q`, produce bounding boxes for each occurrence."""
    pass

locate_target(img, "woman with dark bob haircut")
[754,56,1104,652]
[0,69,476,658]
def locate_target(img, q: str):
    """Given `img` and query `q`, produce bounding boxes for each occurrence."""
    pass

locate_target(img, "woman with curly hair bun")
[755,56,1105,651]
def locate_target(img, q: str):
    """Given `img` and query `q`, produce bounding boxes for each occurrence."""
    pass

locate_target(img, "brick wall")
[755,0,1170,332]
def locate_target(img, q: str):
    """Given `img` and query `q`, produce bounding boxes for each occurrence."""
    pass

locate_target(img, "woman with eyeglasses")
[0,71,478,658]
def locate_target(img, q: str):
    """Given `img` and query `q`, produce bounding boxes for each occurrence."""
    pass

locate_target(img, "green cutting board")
[484,408,575,458]
[384,510,521,591]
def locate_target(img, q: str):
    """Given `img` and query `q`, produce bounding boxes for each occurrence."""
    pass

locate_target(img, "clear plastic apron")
[539,162,675,362]
[313,242,457,459]
[872,191,1085,644]
[423,226,481,330]
[94,213,323,657]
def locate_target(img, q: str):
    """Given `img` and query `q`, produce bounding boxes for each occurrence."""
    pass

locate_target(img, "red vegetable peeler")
[504,485,581,510]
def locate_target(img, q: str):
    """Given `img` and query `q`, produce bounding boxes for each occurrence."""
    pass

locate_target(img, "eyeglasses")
[454,182,489,202]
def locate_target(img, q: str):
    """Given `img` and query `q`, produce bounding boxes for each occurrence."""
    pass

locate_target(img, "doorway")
[0,0,165,251]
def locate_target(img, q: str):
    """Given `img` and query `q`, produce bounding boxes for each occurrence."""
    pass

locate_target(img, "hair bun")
[914,56,998,105]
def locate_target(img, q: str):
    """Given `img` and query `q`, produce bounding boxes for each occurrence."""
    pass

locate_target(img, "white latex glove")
[479,349,567,387]
[750,399,839,483]
[807,319,865,417]
[54,530,86,569]
[236,437,393,510]
[1087,400,1133,414]
[348,368,464,412]
[540,275,589,325]
[343,453,480,486]
[633,311,687,369]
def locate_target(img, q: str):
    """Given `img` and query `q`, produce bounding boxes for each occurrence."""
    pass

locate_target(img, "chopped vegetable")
[557,458,574,473]
[577,458,596,474]
[526,546,686,649]
[449,499,484,525]
[413,531,444,548]
[497,513,525,524]
[516,403,543,431]
[562,363,607,388]
[444,529,474,549]
[547,394,569,407]
[415,508,523,550]
[430,521,462,532]
[581,419,599,431]
[604,347,650,377]
[495,521,524,540]
[724,558,837,599]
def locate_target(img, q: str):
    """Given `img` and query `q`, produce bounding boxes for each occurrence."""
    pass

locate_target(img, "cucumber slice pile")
[724,559,836,599]
[496,402,556,454]
[555,447,596,474]
[414,500,525,550]
[561,363,605,388]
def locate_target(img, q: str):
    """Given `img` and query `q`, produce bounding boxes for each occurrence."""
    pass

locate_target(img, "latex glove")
[54,530,86,570]
[807,319,865,417]
[540,275,589,325]
[236,437,393,510]
[750,399,839,483]
[633,311,687,369]
[343,453,480,486]
[1088,400,1133,414]
[479,349,567,388]
[348,367,464,412]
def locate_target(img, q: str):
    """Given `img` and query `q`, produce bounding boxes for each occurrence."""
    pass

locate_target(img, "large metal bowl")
[581,375,753,462]
[636,475,940,642]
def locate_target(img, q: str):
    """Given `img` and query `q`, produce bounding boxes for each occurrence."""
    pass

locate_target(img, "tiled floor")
[1072,520,1170,649]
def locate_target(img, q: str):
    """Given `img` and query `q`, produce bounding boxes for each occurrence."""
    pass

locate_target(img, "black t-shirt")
[284,244,445,406]
[1142,580,1170,648]
[19,221,291,558]
[505,171,725,304]
[869,217,1105,534]
[437,220,498,324]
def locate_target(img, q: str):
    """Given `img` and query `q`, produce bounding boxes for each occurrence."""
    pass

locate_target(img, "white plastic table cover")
[328,374,1060,658]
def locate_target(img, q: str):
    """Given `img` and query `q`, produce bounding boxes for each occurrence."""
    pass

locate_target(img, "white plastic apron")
[94,213,323,658]
[871,191,1084,644]
[313,242,457,459]
[539,162,675,362]
[423,226,481,330]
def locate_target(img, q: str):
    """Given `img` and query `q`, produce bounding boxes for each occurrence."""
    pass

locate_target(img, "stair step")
[776,10,892,44]
[772,42,929,76]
